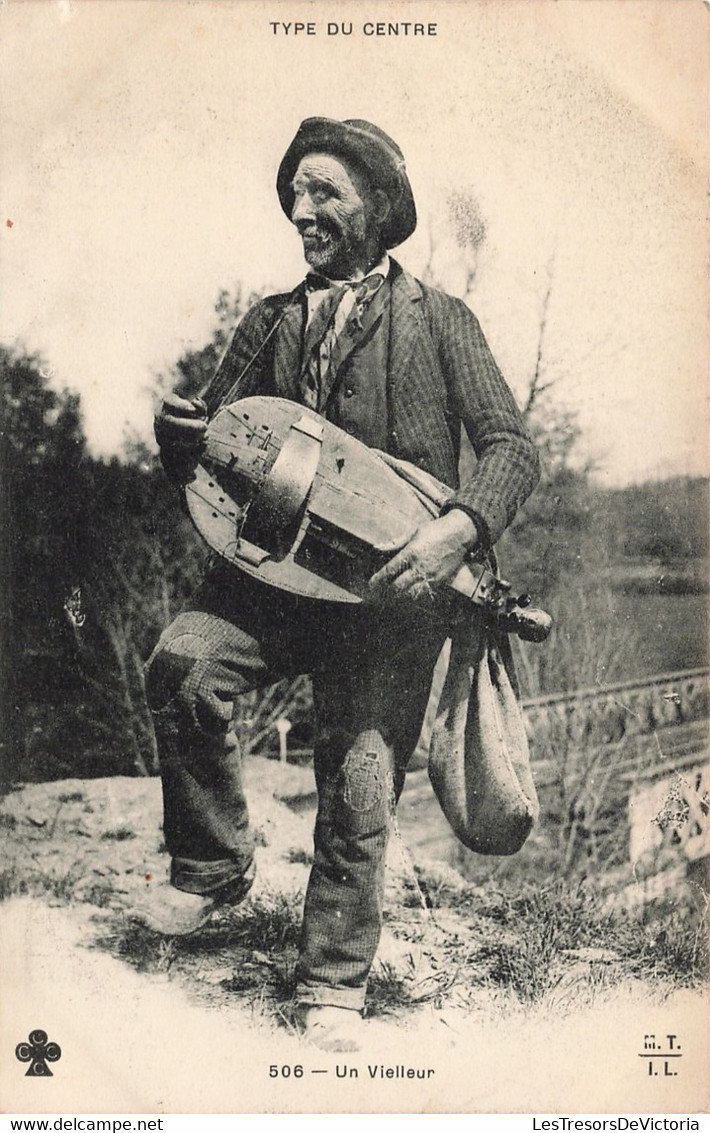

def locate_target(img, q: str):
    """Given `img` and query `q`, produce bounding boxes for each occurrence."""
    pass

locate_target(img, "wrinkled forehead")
[292,151,373,195]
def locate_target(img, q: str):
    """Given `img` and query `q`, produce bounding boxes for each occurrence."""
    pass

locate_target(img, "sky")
[1,0,708,487]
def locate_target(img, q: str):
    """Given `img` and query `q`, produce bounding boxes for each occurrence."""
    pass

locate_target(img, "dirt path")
[1,769,708,1114]
[2,897,707,1114]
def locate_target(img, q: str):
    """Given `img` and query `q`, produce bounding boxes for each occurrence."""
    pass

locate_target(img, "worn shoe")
[297,1005,365,1053]
[131,861,256,935]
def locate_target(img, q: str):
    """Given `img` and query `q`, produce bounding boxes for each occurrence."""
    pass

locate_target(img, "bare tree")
[418,187,487,299]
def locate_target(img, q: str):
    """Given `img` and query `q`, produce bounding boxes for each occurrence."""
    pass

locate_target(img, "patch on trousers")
[145,633,210,710]
[341,750,385,813]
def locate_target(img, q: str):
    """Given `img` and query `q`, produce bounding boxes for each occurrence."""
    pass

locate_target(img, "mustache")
[295,220,337,239]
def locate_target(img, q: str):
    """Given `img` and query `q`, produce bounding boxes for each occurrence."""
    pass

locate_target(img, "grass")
[485,928,559,1004]
[2,762,707,1031]
[225,890,303,951]
[6,844,703,1015]
[366,961,412,1012]
[618,592,708,677]
[620,903,710,985]
[92,887,304,1018]
[408,869,710,1006]
[0,861,91,904]
[367,957,463,1017]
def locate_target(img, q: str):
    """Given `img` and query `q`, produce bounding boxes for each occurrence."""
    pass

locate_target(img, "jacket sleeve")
[200,297,286,416]
[429,291,541,548]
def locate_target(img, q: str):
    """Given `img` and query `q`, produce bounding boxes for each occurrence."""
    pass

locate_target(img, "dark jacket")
[204,260,540,549]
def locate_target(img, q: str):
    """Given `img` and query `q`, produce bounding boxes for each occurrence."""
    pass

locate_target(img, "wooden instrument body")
[185,396,433,603]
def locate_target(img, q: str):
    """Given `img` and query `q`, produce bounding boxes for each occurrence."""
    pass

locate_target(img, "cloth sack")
[375,449,539,855]
[428,612,539,854]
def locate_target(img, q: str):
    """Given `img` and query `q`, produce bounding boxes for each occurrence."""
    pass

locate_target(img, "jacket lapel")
[269,264,430,407]
[387,262,427,401]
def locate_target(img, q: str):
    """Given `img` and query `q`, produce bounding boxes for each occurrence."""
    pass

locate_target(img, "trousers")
[144,563,448,1010]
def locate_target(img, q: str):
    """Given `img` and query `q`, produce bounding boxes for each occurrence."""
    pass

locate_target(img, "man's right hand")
[154,393,208,484]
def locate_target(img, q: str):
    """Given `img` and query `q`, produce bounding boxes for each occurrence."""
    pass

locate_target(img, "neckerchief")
[299,270,387,412]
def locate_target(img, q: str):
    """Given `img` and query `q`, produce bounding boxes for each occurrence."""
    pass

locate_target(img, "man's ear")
[371,189,391,226]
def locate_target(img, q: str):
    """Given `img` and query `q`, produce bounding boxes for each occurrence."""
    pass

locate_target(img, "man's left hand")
[369,510,478,600]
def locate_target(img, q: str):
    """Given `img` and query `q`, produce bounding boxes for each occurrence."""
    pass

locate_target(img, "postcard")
[1,0,708,1117]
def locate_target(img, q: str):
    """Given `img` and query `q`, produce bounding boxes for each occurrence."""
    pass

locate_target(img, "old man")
[144,117,540,1050]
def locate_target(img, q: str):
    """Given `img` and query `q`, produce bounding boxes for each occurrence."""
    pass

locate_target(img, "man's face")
[290,152,382,278]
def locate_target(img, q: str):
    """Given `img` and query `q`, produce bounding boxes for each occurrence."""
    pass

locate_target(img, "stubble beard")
[300,215,371,279]
[301,229,337,274]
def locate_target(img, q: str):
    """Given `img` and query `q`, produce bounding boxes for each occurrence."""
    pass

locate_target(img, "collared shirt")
[299,253,392,420]
[305,252,391,332]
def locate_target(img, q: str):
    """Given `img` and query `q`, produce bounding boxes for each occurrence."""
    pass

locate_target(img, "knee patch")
[337,744,394,837]
[342,750,383,813]
[145,632,213,712]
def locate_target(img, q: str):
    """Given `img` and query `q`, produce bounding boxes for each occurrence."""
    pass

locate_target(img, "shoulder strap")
[203,287,301,415]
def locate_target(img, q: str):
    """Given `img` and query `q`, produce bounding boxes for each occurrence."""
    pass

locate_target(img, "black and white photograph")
[1,0,708,1116]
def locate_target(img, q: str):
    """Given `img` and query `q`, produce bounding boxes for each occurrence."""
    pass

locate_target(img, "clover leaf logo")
[15,1030,62,1076]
